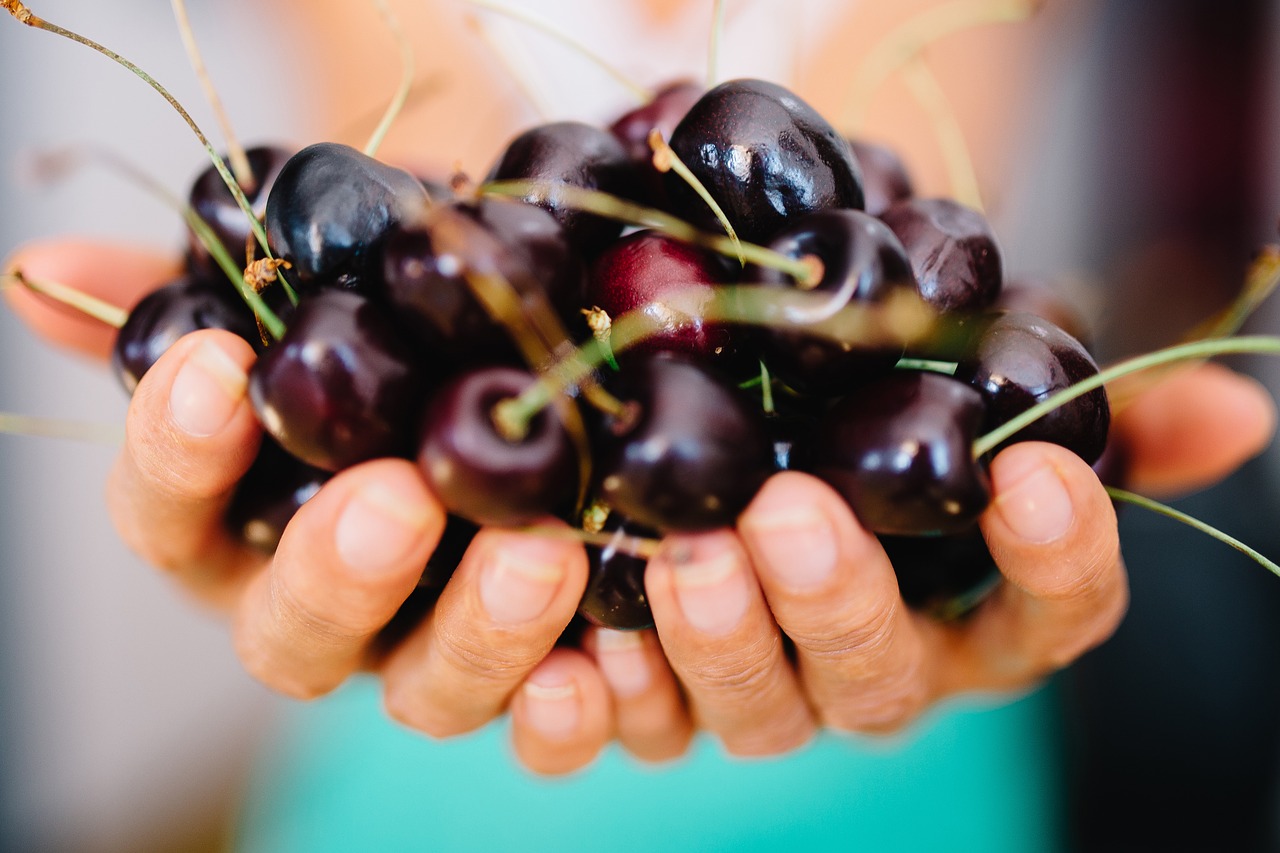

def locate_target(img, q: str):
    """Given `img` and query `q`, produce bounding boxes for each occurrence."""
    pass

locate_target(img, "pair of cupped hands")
[6,238,1276,775]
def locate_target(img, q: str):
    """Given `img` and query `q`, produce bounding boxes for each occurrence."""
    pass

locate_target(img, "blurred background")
[1,0,1279,850]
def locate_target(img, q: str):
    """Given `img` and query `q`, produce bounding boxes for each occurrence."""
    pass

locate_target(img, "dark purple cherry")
[112,274,261,393]
[249,289,433,471]
[416,366,577,527]
[665,79,864,244]
[579,514,657,631]
[586,229,739,363]
[186,145,292,277]
[486,121,636,255]
[755,208,915,396]
[609,80,704,206]
[879,198,1002,314]
[878,527,999,618]
[225,437,331,551]
[847,138,914,217]
[800,371,991,536]
[265,142,429,292]
[380,197,583,365]
[596,353,773,532]
[955,311,1110,465]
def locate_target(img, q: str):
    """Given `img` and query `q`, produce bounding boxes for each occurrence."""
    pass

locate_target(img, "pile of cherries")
[111,77,1110,630]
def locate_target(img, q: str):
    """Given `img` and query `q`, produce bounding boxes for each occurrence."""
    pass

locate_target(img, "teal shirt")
[236,678,1064,852]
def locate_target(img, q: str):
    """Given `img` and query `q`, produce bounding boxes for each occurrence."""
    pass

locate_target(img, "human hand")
[569,361,1276,755]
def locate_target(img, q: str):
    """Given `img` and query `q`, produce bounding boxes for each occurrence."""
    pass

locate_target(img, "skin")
[4,242,1275,774]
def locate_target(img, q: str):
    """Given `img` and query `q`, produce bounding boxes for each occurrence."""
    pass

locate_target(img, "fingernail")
[994,457,1074,544]
[479,542,566,625]
[669,539,750,637]
[745,506,838,590]
[169,340,247,437]
[593,629,651,698]
[335,483,431,575]
[522,671,581,741]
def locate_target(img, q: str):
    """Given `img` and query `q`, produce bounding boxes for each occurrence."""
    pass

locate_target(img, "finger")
[937,442,1128,694]
[1115,363,1276,497]
[644,530,816,757]
[738,472,934,733]
[3,240,180,361]
[582,627,693,763]
[380,527,588,739]
[510,648,612,776]
[106,328,265,607]
[232,459,445,700]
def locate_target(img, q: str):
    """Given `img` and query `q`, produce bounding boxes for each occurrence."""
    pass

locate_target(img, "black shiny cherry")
[186,145,292,277]
[879,198,1003,314]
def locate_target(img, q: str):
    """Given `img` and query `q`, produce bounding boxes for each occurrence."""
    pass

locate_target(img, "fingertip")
[511,648,611,776]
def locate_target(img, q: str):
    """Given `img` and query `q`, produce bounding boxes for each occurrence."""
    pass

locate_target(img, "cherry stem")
[518,523,662,560]
[492,282,936,439]
[363,0,414,159]
[464,0,651,105]
[707,0,727,90]
[648,129,746,266]
[0,411,123,445]
[758,360,775,414]
[2,269,127,328]
[465,13,554,121]
[3,4,282,278]
[972,334,1280,459]
[1106,486,1280,579]
[169,0,253,191]
[895,357,959,374]
[843,0,1042,130]
[479,180,822,286]
[901,58,984,212]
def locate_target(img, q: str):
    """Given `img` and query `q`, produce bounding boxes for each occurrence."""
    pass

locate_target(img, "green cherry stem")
[648,129,746,266]
[0,412,123,444]
[363,0,414,159]
[2,270,127,329]
[972,334,1280,459]
[479,179,822,285]
[1106,486,1280,579]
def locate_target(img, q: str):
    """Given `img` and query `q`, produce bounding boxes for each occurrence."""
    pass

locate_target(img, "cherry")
[380,197,584,365]
[799,370,991,536]
[753,208,915,395]
[596,352,773,532]
[879,197,1003,314]
[225,437,330,551]
[847,138,914,217]
[955,311,1111,464]
[486,121,637,255]
[608,80,704,206]
[248,289,433,472]
[264,142,429,292]
[664,78,865,244]
[578,513,656,631]
[878,527,998,617]
[585,229,741,365]
[416,366,577,527]
[186,145,292,277]
[111,274,261,393]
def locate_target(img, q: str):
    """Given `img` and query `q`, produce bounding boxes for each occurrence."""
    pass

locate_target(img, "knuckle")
[436,622,546,688]
[797,597,899,673]
[232,630,333,702]
[681,634,781,697]
[381,679,482,740]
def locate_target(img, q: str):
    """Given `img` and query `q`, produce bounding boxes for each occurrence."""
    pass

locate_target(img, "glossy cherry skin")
[264,142,429,292]
[416,367,577,527]
[955,311,1110,465]
[799,370,991,536]
[665,79,865,244]
[578,514,658,631]
[380,197,584,365]
[249,289,433,471]
[878,527,999,618]
[609,80,704,206]
[847,138,914,217]
[486,121,636,255]
[879,198,1003,314]
[586,229,741,364]
[754,208,915,396]
[596,353,774,532]
[225,437,331,551]
[186,145,292,277]
[112,274,261,393]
